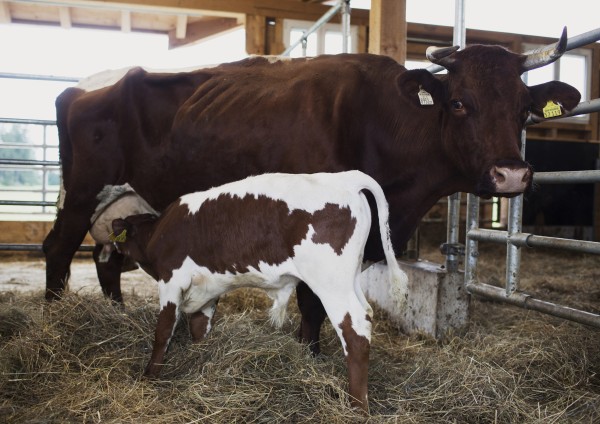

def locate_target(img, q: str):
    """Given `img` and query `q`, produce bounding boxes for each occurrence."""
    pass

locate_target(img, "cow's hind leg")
[315,290,372,413]
[93,244,124,303]
[296,282,327,356]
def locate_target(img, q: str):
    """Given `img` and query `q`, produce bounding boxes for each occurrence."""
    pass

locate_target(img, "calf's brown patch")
[142,194,358,281]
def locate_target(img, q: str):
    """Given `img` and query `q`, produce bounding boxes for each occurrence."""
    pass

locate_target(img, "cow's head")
[111,213,158,276]
[398,28,580,199]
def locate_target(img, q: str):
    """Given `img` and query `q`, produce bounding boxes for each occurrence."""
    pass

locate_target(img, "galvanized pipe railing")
[443,0,466,273]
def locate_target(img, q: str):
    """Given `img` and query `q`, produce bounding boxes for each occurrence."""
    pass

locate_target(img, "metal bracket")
[440,242,465,257]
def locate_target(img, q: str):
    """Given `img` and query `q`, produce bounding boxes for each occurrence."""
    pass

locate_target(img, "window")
[522,44,590,123]
[283,19,359,57]
[0,75,75,220]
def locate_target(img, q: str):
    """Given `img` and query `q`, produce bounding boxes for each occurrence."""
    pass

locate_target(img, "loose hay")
[1,245,600,423]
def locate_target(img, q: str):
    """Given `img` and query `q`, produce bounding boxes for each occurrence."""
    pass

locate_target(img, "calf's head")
[398,28,581,198]
[111,213,158,272]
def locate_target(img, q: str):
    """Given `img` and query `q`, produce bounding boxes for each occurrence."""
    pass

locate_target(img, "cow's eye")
[450,99,464,110]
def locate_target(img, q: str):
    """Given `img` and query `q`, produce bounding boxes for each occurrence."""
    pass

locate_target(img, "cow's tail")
[54,87,84,210]
[357,172,409,308]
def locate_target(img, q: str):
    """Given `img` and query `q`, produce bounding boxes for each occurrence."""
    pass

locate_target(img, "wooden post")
[246,14,267,55]
[368,0,407,64]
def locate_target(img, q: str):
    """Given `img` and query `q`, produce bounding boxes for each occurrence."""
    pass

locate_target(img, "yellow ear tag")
[108,229,127,243]
[542,100,562,119]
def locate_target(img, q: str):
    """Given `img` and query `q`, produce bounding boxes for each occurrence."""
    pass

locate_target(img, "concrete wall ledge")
[360,259,470,340]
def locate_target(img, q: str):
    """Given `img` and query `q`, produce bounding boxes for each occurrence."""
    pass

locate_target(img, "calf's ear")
[111,218,130,242]
[397,69,445,108]
[528,81,581,118]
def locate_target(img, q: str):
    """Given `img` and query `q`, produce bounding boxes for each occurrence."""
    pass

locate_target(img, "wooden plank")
[58,6,71,27]
[175,14,187,39]
[120,9,131,31]
[168,16,240,48]
[369,0,406,64]
[0,1,11,23]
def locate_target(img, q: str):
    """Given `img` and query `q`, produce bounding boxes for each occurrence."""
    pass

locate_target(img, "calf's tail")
[358,174,409,308]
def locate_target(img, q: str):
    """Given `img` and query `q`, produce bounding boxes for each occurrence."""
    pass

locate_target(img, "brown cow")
[44,29,580,355]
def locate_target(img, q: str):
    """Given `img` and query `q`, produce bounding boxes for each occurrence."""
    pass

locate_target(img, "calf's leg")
[189,300,218,342]
[296,282,327,355]
[145,301,179,377]
[313,290,372,412]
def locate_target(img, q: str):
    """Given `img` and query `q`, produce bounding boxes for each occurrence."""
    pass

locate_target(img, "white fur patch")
[181,171,368,215]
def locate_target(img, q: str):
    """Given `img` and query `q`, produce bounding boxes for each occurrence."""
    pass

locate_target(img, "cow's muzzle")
[491,162,532,196]
[477,161,533,198]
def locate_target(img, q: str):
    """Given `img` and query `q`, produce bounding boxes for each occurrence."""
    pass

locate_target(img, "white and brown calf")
[110,171,408,412]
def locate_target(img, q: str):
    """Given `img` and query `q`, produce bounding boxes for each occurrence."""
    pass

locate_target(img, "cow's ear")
[111,218,130,242]
[528,81,581,118]
[397,69,444,108]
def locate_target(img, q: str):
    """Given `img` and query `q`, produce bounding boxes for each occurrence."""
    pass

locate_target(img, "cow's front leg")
[43,205,94,300]
[93,244,124,303]
[296,282,326,355]
[189,299,218,342]
[144,301,179,377]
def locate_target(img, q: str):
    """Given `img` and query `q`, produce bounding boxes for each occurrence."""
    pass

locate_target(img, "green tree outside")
[0,124,42,186]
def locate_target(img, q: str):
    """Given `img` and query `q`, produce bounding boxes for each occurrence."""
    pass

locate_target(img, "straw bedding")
[1,244,599,423]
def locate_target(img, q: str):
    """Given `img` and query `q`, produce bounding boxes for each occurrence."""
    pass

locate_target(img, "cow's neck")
[378,115,471,248]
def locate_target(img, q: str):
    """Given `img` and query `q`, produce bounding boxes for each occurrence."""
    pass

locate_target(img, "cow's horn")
[521,27,568,73]
[426,45,460,68]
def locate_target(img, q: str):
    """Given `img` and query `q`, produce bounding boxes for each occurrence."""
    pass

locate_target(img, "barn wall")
[0,221,94,256]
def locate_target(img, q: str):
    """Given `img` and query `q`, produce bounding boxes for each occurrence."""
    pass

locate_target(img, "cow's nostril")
[493,167,506,183]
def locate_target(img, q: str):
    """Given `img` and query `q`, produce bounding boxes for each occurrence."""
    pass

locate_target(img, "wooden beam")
[121,9,131,32]
[168,17,240,49]
[0,1,11,23]
[265,17,285,55]
[25,0,369,25]
[176,14,187,39]
[58,6,72,28]
[369,0,406,63]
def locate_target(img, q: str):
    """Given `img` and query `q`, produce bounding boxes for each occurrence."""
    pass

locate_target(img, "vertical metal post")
[341,0,351,53]
[505,129,527,295]
[444,0,466,272]
[42,124,49,214]
[453,0,466,48]
[465,194,480,285]
[446,192,462,272]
